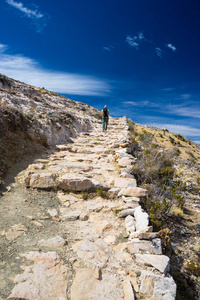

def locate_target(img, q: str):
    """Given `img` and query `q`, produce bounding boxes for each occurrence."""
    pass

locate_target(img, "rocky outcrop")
[0,74,101,182]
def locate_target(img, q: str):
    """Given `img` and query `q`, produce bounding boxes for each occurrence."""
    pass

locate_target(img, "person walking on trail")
[102,105,109,131]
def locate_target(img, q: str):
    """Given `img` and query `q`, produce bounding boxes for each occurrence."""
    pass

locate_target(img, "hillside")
[0,74,100,184]
[0,74,199,300]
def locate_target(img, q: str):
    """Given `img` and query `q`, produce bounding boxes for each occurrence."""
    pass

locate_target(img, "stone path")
[2,117,176,299]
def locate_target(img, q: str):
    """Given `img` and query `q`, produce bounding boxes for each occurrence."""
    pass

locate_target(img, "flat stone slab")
[114,177,137,188]
[7,251,68,300]
[72,239,108,268]
[118,157,134,167]
[59,175,109,192]
[136,254,170,274]
[5,224,27,241]
[71,268,123,300]
[121,187,148,197]
[38,236,66,248]
[128,238,162,255]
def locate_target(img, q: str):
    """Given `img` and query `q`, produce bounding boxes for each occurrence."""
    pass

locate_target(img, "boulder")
[28,173,58,189]
[140,270,176,299]
[59,175,109,192]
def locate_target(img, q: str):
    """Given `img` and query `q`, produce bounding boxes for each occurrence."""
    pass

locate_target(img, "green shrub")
[151,143,158,148]
[96,188,106,198]
[82,191,88,200]
[186,261,200,276]
[169,136,176,144]
[173,133,186,142]
[144,149,151,155]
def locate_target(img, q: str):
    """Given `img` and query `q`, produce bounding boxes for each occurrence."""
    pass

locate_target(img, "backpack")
[103,107,108,117]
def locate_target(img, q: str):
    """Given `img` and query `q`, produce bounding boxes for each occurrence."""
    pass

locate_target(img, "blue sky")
[1,0,200,143]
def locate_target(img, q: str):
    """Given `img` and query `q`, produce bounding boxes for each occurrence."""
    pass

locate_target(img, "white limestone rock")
[134,206,149,231]
[125,215,136,234]
[136,254,170,274]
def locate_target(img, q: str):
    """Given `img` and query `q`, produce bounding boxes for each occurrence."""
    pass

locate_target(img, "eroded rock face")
[0,74,100,181]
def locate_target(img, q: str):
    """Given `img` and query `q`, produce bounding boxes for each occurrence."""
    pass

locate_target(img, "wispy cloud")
[102,45,114,52]
[6,0,43,18]
[166,103,200,119]
[155,47,162,58]
[0,47,111,96]
[123,100,149,106]
[167,43,176,51]
[6,0,48,32]
[0,44,7,53]
[152,124,200,138]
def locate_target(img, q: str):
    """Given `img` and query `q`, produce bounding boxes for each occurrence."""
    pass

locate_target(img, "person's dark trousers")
[102,117,108,130]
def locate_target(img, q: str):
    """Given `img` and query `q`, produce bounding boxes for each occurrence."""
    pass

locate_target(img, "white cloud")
[167,43,176,51]
[126,32,145,49]
[0,48,111,96]
[155,47,162,57]
[126,35,139,49]
[6,0,43,18]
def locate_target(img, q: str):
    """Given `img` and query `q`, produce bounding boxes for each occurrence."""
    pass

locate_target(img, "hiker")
[102,105,109,131]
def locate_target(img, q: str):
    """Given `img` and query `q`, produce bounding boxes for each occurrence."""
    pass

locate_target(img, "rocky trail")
[0,117,176,300]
